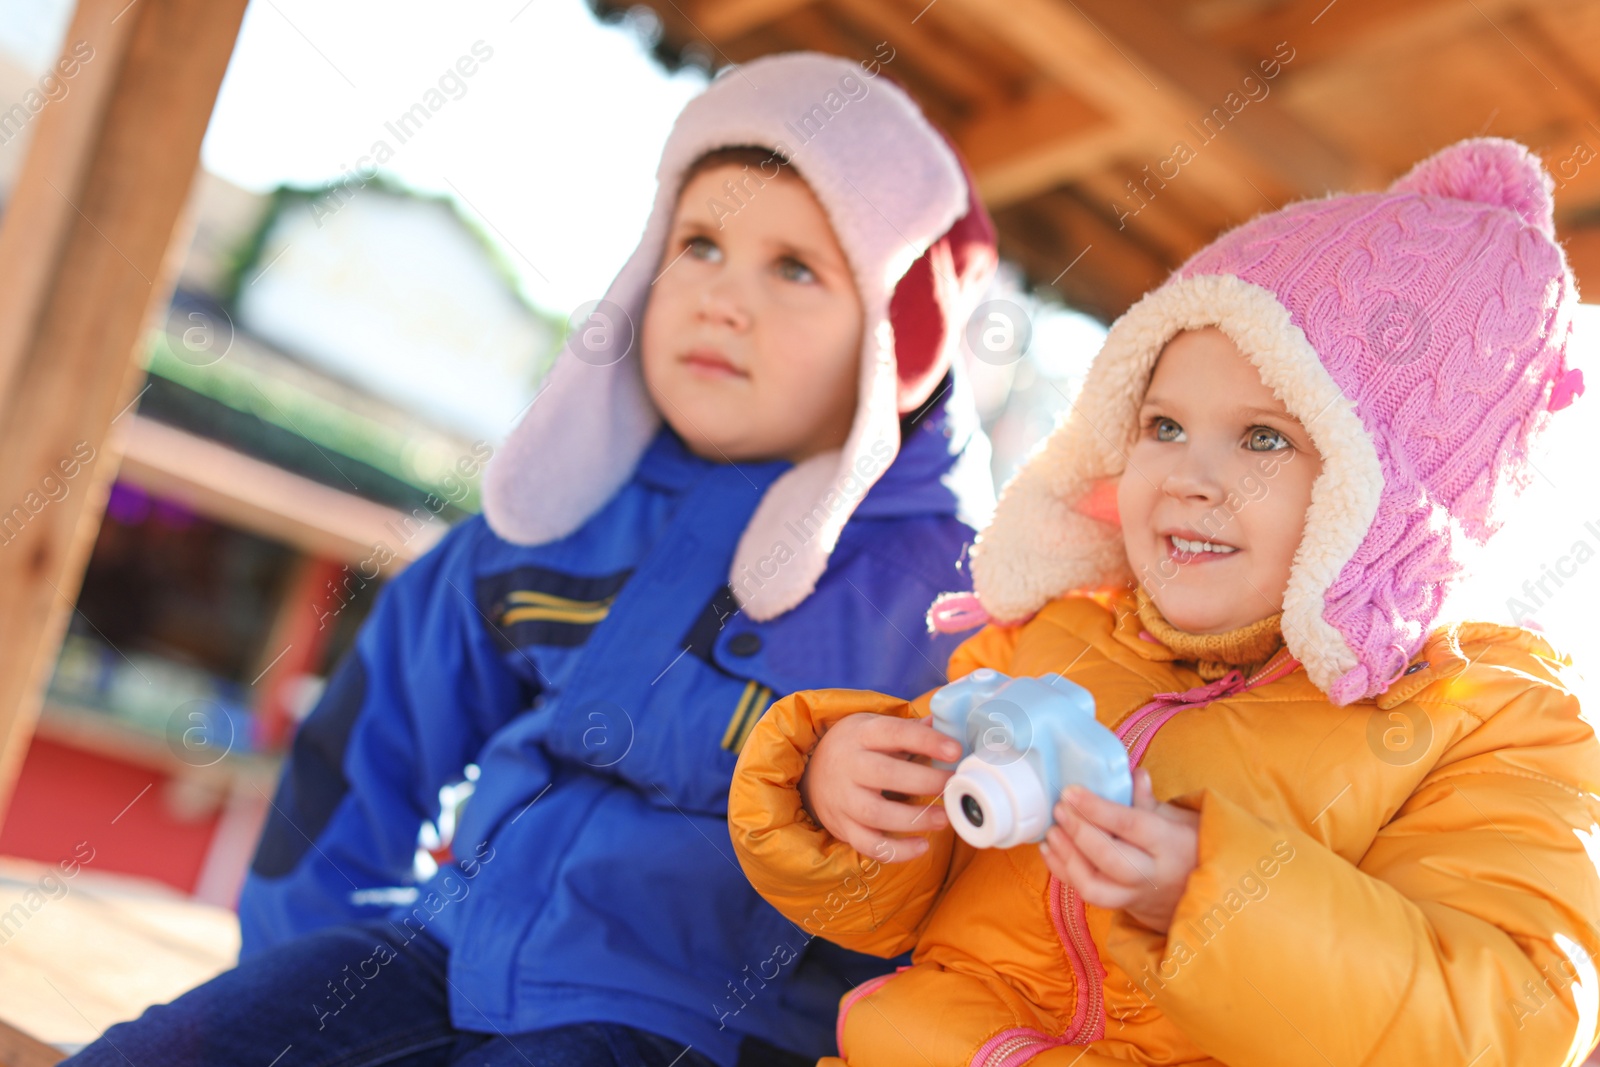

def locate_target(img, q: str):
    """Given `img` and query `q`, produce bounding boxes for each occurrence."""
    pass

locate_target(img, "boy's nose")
[698,280,752,331]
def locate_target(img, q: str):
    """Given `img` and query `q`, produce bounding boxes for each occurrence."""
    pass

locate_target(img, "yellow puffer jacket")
[728,592,1600,1067]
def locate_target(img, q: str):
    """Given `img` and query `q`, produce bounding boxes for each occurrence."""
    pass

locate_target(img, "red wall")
[0,738,221,894]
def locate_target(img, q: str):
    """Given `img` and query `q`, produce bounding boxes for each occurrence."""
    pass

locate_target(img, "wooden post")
[252,555,347,751]
[0,0,249,826]
[0,1019,62,1067]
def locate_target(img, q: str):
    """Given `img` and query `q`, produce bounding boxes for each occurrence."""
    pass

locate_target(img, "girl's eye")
[685,235,720,262]
[1153,417,1185,443]
[776,256,816,284]
[1247,426,1290,451]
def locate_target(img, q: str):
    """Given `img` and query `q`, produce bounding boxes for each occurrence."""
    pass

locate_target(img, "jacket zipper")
[1118,649,1299,759]
[1057,882,1105,1041]
[1006,648,1304,1066]
[973,1027,1068,1067]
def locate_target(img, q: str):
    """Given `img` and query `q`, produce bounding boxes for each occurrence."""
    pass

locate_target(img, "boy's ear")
[1072,477,1122,528]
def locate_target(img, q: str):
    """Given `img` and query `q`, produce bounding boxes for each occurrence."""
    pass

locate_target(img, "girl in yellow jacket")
[728,137,1600,1067]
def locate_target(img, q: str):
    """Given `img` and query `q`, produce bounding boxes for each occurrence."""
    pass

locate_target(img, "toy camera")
[929,668,1131,849]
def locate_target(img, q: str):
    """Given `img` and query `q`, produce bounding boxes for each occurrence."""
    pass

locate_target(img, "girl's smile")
[1163,530,1240,564]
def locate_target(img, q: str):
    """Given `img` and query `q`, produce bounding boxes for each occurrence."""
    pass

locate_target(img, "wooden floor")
[0,855,237,1059]
[2,848,1600,1066]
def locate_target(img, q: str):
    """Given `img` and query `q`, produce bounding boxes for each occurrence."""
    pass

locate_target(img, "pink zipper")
[1116,649,1300,759]
[1049,877,1106,1044]
[971,1026,1070,1067]
[835,967,907,1058]
[975,649,1303,1067]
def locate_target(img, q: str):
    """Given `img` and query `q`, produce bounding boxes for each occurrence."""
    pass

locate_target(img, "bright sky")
[1,0,1597,665]
[2,0,707,309]
[195,0,708,312]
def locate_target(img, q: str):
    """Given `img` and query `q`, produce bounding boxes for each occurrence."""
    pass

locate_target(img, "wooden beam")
[826,0,1014,107]
[1544,120,1600,219]
[1071,0,1353,193]
[1076,164,1221,263]
[0,5,136,407]
[940,0,1358,206]
[994,189,1173,322]
[117,415,445,569]
[956,87,1128,207]
[0,0,249,826]
[1199,0,1535,72]
[1563,226,1600,305]
[689,0,818,40]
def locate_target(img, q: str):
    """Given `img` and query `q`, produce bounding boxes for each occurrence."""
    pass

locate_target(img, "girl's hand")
[1040,768,1198,933]
[798,713,961,863]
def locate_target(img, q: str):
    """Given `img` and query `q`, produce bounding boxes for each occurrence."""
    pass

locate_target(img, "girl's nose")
[1160,450,1226,503]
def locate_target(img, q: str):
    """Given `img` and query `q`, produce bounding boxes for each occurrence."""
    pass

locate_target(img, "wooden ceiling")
[591,0,1600,321]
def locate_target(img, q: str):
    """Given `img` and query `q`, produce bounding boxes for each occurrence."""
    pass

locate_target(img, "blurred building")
[0,45,560,907]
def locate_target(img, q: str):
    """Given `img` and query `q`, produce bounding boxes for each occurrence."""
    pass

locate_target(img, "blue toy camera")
[929,669,1131,849]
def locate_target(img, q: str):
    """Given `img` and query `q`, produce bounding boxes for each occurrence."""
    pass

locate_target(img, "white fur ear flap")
[969,432,1128,623]
[969,278,1178,620]
[729,311,904,621]
[481,340,661,546]
[728,452,841,620]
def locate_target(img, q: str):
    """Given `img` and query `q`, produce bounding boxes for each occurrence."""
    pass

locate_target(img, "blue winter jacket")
[239,385,991,1065]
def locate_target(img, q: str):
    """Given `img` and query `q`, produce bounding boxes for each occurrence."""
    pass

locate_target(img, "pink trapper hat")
[956,137,1584,704]
[483,52,997,622]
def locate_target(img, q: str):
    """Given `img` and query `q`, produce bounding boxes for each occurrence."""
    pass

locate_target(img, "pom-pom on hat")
[959,137,1583,704]
[482,52,997,622]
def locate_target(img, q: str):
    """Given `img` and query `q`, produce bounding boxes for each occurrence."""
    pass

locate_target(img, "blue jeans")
[61,921,765,1067]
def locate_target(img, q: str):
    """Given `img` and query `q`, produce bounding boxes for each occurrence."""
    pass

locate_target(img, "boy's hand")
[1039,769,1198,934]
[799,713,961,863]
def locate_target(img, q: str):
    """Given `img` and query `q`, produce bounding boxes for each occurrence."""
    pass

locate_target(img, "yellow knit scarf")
[1135,588,1284,681]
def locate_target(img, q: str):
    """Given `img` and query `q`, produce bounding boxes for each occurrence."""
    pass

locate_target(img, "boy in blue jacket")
[66,52,998,1067]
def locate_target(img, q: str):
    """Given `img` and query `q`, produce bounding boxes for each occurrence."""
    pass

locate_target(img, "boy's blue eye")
[686,236,720,262]
[1153,417,1184,443]
[1247,427,1290,451]
[777,256,816,284]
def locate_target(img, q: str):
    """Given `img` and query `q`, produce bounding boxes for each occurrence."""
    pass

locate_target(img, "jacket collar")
[854,371,995,528]
[631,374,993,527]
[630,426,782,493]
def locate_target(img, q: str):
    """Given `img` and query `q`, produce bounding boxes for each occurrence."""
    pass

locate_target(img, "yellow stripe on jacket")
[721,680,774,753]
[500,589,618,626]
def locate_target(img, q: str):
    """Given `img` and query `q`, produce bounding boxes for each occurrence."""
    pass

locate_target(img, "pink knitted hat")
[955,138,1585,704]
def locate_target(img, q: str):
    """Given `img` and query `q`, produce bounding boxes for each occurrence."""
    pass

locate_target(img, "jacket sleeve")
[1105,639,1600,1066]
[728,622,1021,958]
[237,519,534,956]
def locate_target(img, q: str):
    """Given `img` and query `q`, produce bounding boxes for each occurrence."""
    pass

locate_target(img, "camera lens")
[960,793,984,827]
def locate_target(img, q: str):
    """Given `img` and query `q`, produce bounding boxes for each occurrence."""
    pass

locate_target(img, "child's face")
[640,163,863,464]
[1117,327,1322,634]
